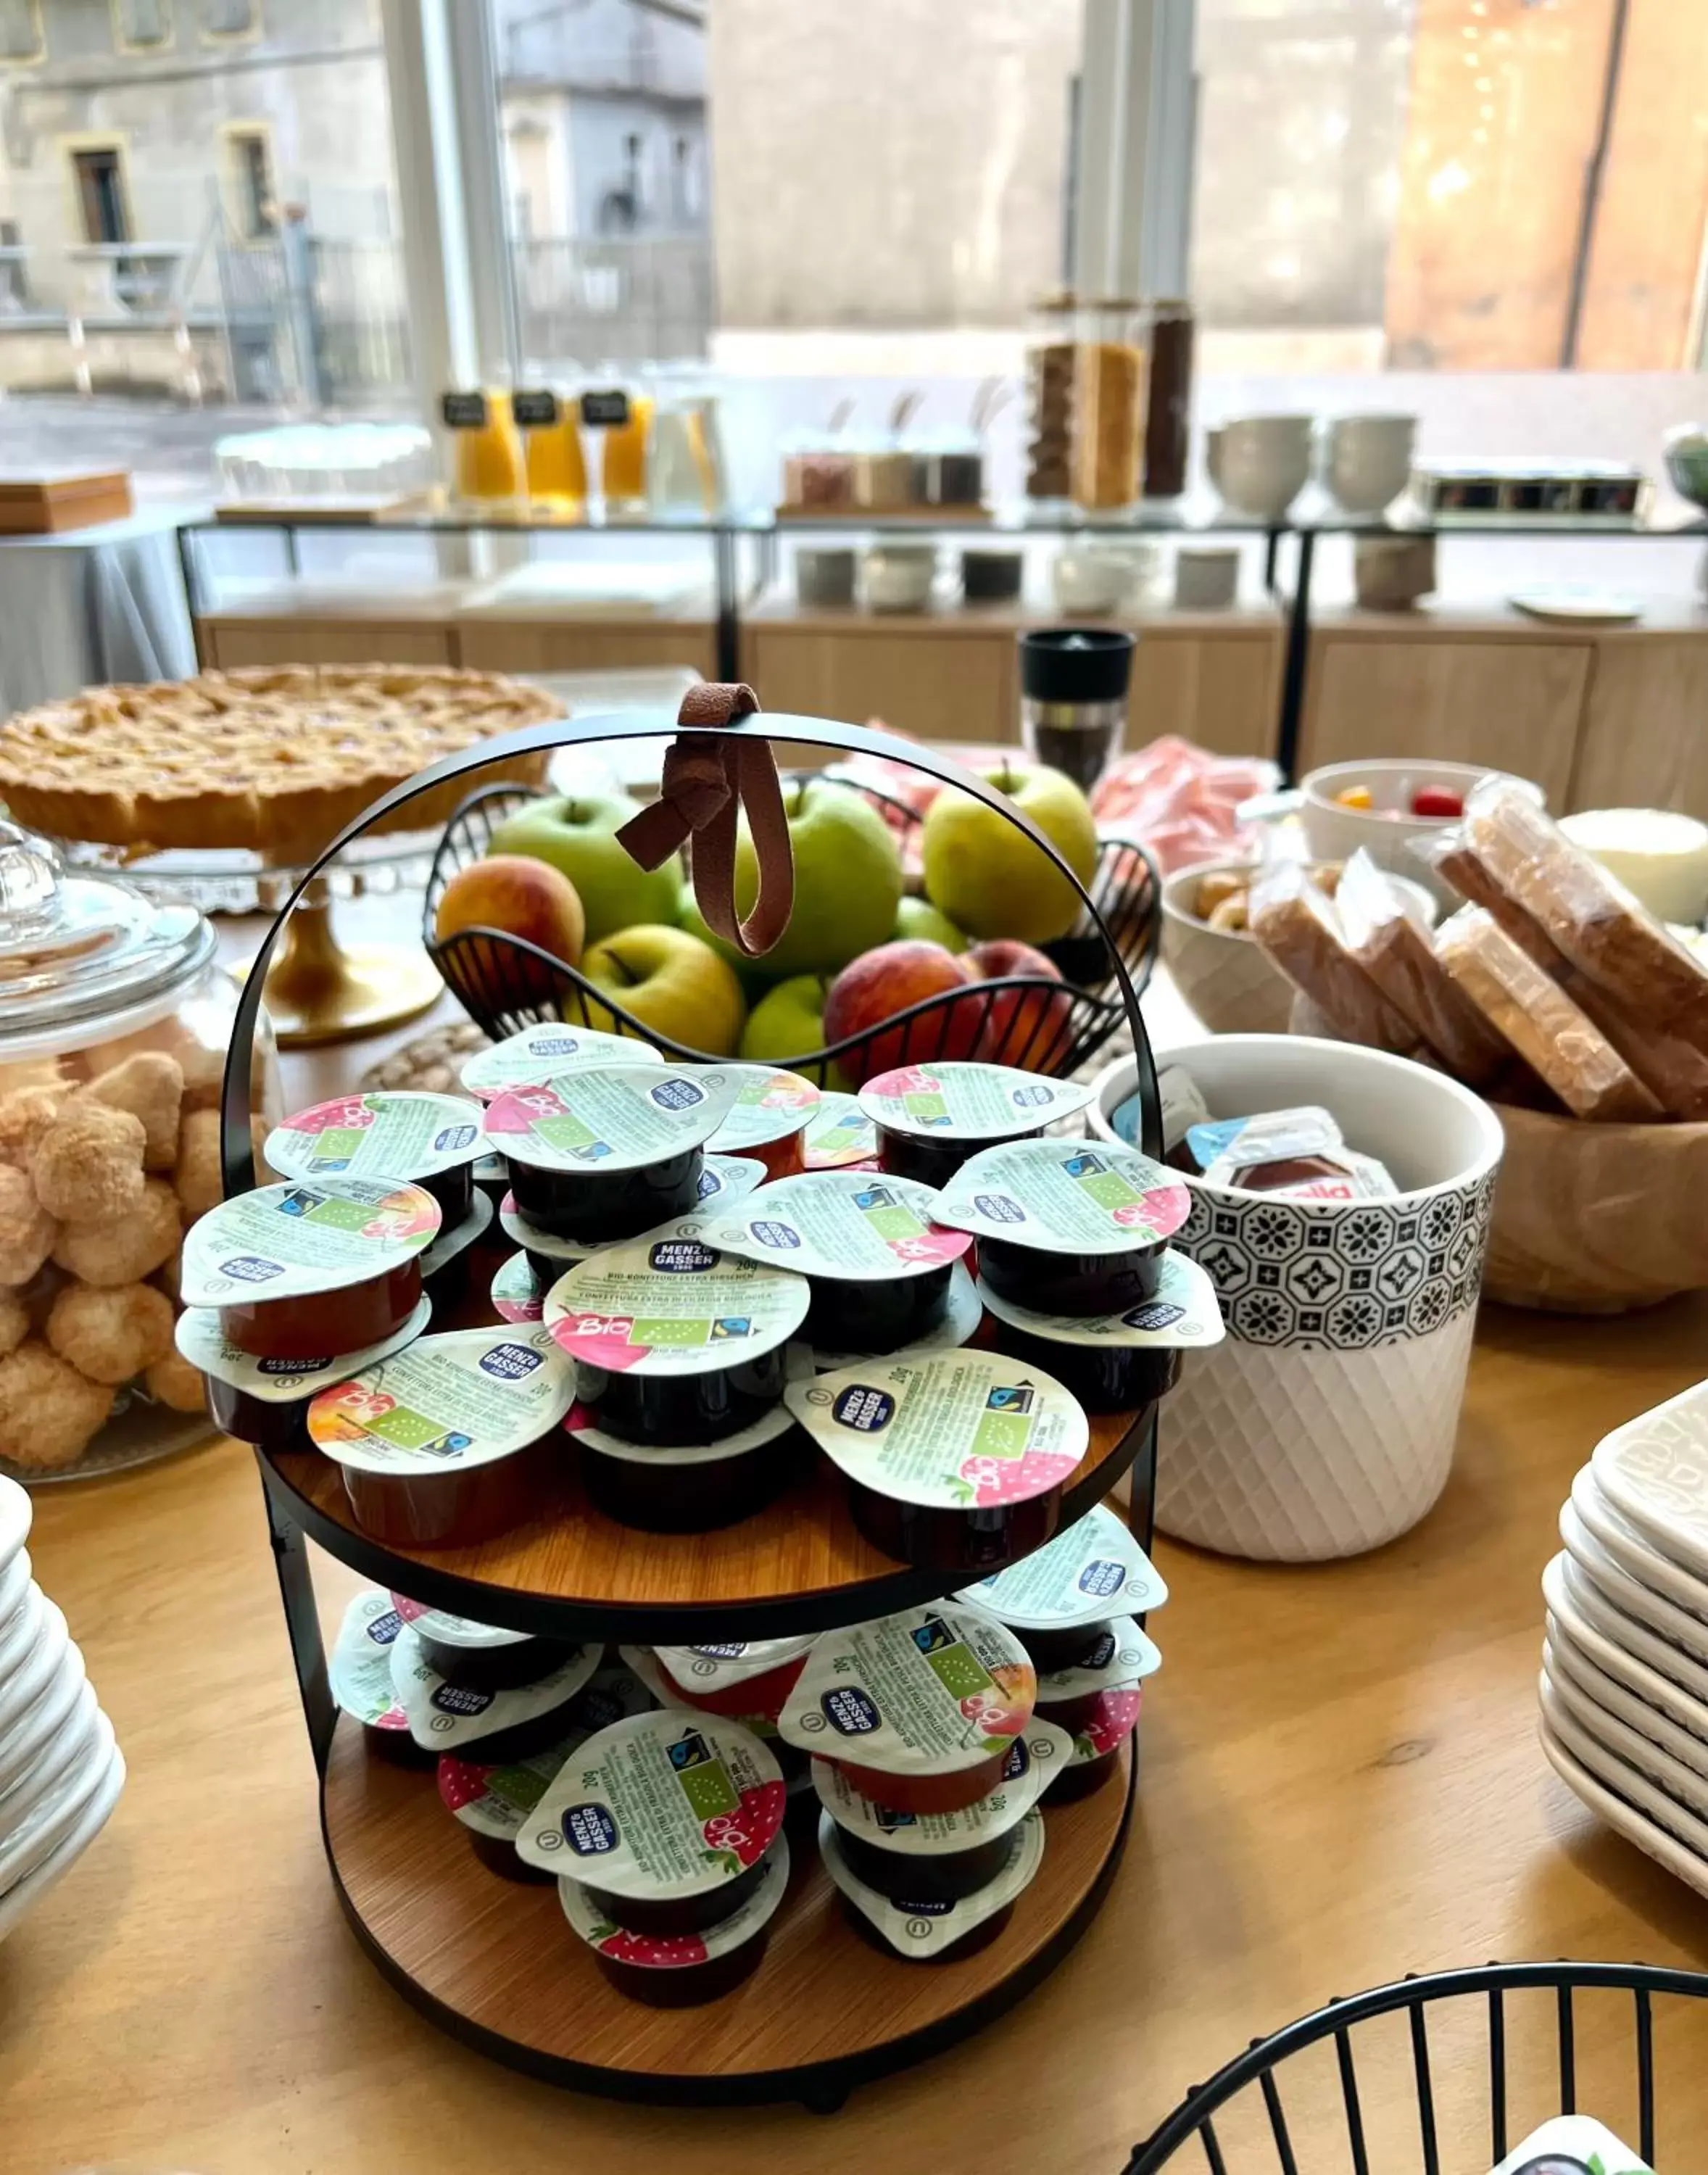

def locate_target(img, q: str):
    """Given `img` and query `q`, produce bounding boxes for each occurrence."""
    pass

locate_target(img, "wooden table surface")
[5,1287,1708,2174]
[7,937,1708,2174]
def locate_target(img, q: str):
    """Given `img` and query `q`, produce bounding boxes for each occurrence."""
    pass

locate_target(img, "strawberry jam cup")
[858,1062,1096,1192]
[481,1064,742,1244]
[389,1624,603,1765]
[569,1404,802,1533]
[518,1709,787,1938]
[821,1805,1045,1963]
[545,1219,809,1449]
[559,1834,790,2008]
[264,1090,486,1226]
[786,1348,1088,1575]
[934,1138,1192,1317]
[705,1168,974,1358]
[329,1588,433,1768]
[180,1177,441,1361]
[778,1604,1035,1817]
[307,1323,575,1548]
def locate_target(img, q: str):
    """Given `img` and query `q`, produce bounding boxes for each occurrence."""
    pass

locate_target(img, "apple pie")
[0,663,561,865]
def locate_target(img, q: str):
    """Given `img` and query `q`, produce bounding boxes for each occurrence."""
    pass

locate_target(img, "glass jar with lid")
[1071,298,1147,514]
[0,824,282,1482]
[1024,292,1077,505]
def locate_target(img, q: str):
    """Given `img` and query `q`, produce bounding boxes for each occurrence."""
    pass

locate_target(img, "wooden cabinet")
[1569,629,1708,815]
[455,617,718,679]
[1129,616,1280,759]
[742,598,1282,754]
[1301,612,1593,808]
[199,617,457,669]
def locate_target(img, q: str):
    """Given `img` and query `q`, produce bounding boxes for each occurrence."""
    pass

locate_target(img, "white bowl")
[1161,856,1439,1037]
[1295,759,1543,906]
[1092,1034,1504,1560]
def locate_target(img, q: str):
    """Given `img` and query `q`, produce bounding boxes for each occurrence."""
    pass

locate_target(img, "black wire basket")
[420,774,1161,1087]
[1124,1961,1708,2175]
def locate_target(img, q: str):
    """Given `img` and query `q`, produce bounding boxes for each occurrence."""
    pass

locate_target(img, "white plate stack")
[0,1475,125,1942]
[1539,1379,1708,1894]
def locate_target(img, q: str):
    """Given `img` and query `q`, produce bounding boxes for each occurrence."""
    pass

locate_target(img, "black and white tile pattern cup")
[1092,1035,1504,1560]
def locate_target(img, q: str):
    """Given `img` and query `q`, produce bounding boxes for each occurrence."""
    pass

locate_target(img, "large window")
[1191,0,1708,373]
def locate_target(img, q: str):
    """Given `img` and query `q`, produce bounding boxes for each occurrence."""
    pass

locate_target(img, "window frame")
[109,0,174,58]
[219,119,279,242]
[0,0,44,67]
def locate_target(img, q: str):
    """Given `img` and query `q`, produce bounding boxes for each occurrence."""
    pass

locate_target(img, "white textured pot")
[1093,1035,1504,1562]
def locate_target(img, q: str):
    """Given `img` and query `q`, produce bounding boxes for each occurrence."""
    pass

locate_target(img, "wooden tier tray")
[323,1715,1134,2108]
[265,1402,1153,1644]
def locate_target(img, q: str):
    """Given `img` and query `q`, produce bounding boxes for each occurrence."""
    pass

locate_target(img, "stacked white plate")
[0,1475,125,1942]
[1539,1379,1708,1895]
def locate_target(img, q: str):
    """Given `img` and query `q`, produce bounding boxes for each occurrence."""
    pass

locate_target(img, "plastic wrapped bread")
[1334,850,1514,1088]
[1430,833,1708,1119]
[1462,783,1708,1048]
[1248,861,1422,1056]
[1435,907,1664,1123]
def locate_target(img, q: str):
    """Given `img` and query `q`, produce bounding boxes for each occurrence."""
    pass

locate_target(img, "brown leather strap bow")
[615,682,795,958]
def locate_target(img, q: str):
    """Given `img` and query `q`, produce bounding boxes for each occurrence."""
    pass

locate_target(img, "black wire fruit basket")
[420,774,1161,1086]
[1124,1960,1708,2175]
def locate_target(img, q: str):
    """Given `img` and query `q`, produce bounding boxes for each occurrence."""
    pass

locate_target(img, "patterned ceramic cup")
[1092,1035,1504,1561]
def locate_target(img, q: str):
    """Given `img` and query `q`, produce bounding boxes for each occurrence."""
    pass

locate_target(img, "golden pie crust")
[0,664,560,865]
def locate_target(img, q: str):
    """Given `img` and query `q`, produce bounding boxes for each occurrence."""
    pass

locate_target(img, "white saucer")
[0,1601,69,1743]
[1546,1628,1708,1784]
[1556,1552,1708,1706]
[0,1652,89,1806]
[0,1582,46,1683]
[1540,1720,1708,1905]
[0,1681,99,1839]
[0,1739,125,1946]
[1570,1465,1708,1626]
[1560,1499,1708,1664]
[1590,1383,1708,1583]
[0,1549,32,1634]
[1542,1657,1708,1821]
[0,1476,30,1578]
[0,1707,115,1897]
[1544,1574,1708,1754]
[1541,1673,1708,1863]
[1509,587,1641,626]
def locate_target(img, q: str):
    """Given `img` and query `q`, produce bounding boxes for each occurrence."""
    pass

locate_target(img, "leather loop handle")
[614,683,795,958]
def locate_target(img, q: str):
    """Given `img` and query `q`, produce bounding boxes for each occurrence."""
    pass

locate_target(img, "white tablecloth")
[0,506,197,715]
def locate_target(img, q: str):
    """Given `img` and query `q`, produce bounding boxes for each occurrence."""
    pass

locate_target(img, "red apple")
[822,940,983,1085]
[966,940,1072,1068]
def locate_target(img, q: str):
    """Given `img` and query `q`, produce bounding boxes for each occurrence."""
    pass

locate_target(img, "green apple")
[920,758,1098,945]
[487,792,683,945]
[739,974,853,1091]
[676,779,902,980]
[895,895,967,952]
[679,888,787,1003]
[574,924,746,1058]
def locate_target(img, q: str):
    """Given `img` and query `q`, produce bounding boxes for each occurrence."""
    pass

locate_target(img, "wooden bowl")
[1484,1102,1708,1313]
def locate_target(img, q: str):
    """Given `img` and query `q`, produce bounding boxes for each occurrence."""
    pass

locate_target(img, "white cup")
[1052,547,1128,616]
[1092,1034,1504,1561]
[1320,413,1417,515]
[1173,546,1240,610]
[863,544,936,612]
[1211,415,1314,521]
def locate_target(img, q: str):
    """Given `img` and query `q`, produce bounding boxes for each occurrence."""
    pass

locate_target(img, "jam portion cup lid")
[181,1177,441,1308]
[858,1061,1095,1144]
[709,1169,971,1284]
[975,1246,1223,1349]
[819,1806,1043,1955]
[460,1024,663,1100]
[308,1322,573,1476]
[957,1502,1168,1628]
[777,1603,1035,1772]
[787,1347,1087,1514]
[265,1091,485,1187]
[558,1830,791,1966]
[813,1717,1071,1854]
[546,1217,809,1380]
[482,1064,742,1175]
[934,1138,1190,1256]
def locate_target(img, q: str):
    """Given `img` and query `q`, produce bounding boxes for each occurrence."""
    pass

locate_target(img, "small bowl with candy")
[1287,761,1544,908]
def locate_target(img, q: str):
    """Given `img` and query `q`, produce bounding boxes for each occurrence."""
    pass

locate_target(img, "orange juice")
[452,389,525,502]
[601,392,653,505]
[524,413,587,507]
